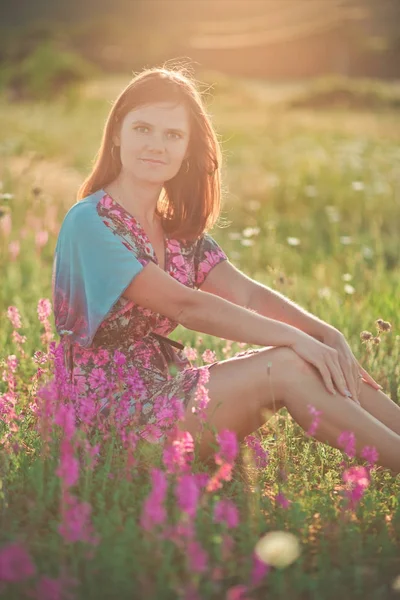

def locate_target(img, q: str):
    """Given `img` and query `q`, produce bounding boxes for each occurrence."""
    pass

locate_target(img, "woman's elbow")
[177,290,202,329]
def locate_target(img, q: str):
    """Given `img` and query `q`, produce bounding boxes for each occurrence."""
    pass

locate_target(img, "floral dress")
[52,188,229,435]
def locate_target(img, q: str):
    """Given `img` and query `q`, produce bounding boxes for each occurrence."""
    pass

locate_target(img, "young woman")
[52,67,400,474]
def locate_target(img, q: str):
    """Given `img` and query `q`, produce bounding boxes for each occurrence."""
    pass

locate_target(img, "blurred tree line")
[0,0,398,100]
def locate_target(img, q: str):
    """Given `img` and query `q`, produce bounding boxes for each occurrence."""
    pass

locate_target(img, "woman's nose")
[146,132,166,151]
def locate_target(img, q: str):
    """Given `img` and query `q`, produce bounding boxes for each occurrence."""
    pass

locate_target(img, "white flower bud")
[254,531,301,569]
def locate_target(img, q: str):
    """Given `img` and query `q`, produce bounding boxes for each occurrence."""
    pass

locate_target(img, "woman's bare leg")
[180,347,400,474]
[281,359,400,473]
[305,382,400,475]
[357,385,400,436]
[180,347,285,462]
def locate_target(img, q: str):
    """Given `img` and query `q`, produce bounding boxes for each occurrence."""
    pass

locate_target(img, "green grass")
[0,74,399,599]
[286,76,400,111]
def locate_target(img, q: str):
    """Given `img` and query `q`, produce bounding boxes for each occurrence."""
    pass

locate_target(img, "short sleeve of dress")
[194,233,228,288]
[52,192,149,347]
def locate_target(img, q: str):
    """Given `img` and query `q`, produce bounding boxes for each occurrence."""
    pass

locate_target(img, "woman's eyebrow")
[131,120,186,134]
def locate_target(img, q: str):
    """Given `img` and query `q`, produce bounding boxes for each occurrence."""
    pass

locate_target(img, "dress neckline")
[99,188,168,273]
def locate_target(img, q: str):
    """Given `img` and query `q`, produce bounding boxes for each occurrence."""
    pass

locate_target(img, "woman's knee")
[260,346,315,397]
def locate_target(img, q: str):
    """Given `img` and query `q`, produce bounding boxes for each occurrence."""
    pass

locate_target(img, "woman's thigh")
[180,346,297,460]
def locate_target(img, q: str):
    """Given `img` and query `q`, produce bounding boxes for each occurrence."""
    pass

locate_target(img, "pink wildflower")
[33,351,48,365]
[187,540,208,573]
[202,349,217,364]
[55,439,79,488]
[213,499,240,528]
[194,472,210,489]
[140,424,164,444]
[191,368,210,421]
[306,404,322,437]
[6,355,18,373]
[245,434,269,468]
[54,403,76,440]
[8,240,20,261]
[59,494,98,545]
[275,491,291,509]
[7,306,22,329]
[206,462,233,492]
[184,346,198,361]
[35,230,49,250]
[176,474,200,518]
[37,298,52,322]
[250,553,270,587]
[0,542,35,582]
[80,441,100,469]
[0,213,12,237]
[226,584,249,600]
[342,465,370,509]
[153,395,184,428]
[140,499,167,530]
[163,521,195,548]
[215,430,239,465]
[140,468,168,531]
[12,331,26,346]
[361,445,379,467]
[222,340,233,356]
[337,430,356,459]
[34,575,78,600]
[163,430,194,474]
[343,465,370,488]
[35,576,63,600]
[77,395,97,425]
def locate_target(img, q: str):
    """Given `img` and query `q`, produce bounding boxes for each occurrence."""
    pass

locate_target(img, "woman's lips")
[141,158,166,164]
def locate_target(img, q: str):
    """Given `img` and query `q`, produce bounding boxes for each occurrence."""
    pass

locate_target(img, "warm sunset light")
[1,0,399,598]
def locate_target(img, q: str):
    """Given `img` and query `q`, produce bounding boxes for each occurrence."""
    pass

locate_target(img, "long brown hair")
[77,66,223,241]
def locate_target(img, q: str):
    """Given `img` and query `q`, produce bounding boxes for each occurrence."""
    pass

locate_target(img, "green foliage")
[0,41,98,102]
[287,76,400,111]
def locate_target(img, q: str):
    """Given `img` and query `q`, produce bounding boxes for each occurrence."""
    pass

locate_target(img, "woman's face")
[114,101,191,184]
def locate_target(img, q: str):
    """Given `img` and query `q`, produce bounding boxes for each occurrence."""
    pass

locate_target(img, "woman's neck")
[106,174,163,227]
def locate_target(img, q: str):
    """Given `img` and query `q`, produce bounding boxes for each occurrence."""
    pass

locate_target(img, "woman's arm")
[199,261,334,344]
[123,261,350,396]
[123,261,299,348]
[247,282,332,343]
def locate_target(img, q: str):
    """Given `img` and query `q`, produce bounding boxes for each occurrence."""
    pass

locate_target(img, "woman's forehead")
[125,102,190,129]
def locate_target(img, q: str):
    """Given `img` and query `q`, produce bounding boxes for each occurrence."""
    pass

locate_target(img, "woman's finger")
[349,360,360,402]
[356,375,363,396]
[317,362,336,395]
[336,354,358,402]
[328,355,348,397]
[329,355,359,404]
[353,363,361,397]
[359,364,382,390]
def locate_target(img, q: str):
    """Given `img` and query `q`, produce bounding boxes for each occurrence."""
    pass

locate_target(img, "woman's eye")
[134,126,181,139]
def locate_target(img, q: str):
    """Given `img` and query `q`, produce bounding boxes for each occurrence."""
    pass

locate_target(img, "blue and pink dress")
[52,188,229,430]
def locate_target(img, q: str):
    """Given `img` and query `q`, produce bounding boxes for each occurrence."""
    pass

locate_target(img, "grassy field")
[0,74,399,599]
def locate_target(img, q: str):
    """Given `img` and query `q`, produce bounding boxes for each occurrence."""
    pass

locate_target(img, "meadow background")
[1,0,400,598]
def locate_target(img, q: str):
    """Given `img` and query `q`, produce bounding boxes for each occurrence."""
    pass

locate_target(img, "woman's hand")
[291,330,362,403]
[321,326,382,402]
